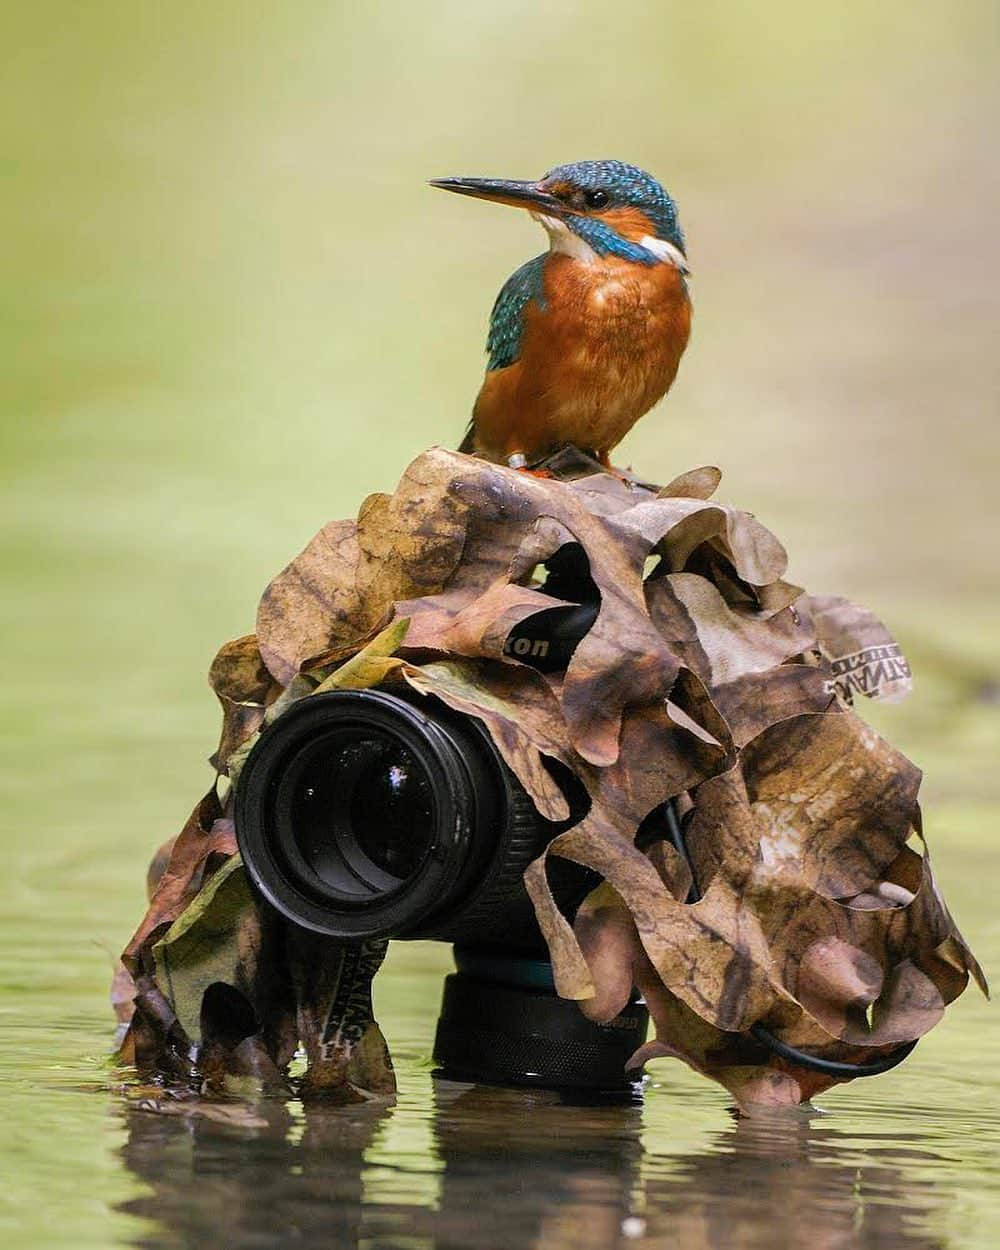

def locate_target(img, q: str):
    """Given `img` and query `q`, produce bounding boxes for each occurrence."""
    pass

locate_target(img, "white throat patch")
[531,212,599,264]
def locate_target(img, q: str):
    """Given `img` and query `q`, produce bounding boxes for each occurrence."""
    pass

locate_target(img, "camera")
[235,685,589,947]
[235,547,648,1093]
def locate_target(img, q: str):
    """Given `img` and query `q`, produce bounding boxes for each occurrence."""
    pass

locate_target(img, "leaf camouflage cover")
[115,447,985,1110]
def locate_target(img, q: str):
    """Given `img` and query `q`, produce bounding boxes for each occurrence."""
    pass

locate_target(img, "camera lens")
[235,688,592,944]
[280,732,435,897]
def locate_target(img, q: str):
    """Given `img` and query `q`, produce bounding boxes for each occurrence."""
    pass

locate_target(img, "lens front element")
[349,738,434,880]
[281,732,435,898]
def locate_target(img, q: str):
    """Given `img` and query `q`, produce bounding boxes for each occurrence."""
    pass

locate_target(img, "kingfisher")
[432,159,691,472]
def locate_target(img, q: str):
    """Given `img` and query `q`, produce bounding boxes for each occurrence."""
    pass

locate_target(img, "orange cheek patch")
[596,205,658,242]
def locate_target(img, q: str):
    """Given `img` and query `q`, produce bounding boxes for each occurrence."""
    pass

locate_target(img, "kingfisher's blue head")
[431,159,686,270]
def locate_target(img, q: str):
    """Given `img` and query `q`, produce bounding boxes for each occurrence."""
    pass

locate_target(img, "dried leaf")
[402,658,572,820]
[355,450,472,601]
[151,855,260,1043]
[744,712,921,899]
[284,928,396,1098]
[707,665,838,749]
[121,790,231,973]
[574,882,841,1110]
[256,519,370,686]
[804,593,913,703]
[659,465,723,500]
[208,635,280,773]
[400,582,565,661]
[619,497,787,586]
[312,616,409,693]
[208,634,275,706]
[666,573,813,686]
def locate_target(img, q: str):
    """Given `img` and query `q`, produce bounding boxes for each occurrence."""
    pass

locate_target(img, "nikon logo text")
[505,636,550,658]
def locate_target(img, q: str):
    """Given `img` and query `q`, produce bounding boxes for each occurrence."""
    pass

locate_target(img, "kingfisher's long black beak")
[430,177,566,216]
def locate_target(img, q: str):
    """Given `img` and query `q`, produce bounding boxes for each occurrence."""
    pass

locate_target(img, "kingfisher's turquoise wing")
[485,254,547,371]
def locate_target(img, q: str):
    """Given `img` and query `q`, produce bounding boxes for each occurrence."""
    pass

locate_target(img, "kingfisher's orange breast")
[473,253,691,462]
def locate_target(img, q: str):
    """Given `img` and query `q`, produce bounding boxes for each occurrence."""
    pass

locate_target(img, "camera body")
[234,568,648,1092]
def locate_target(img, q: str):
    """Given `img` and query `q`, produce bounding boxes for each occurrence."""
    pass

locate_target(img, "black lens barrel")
[235,687,583,946]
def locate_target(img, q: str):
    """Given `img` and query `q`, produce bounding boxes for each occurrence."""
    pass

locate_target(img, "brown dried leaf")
[111,961,137,1028]
[208,635,280,772]
[721,511,789,586]
[574,882,841,1109]
[708,665,838,749]
[400,582,565,661]
[744,712,921,899]
[659,465,723,500]
[355,449,472,605]
[525,704,728,1000]
[755,579,807,617]
[565,470,658,516]
[455,464,777,765]
[666,573,814,686]
[619,497,788,586]
[312,616,410,693]
[209,634,276,705]
[450,464,684,764]
[552,703,972,1067]
[256,519,371,686]
[121,790,231,973]
[804,593,913,703]
[402,658,572,821]
[284,929,396,1098]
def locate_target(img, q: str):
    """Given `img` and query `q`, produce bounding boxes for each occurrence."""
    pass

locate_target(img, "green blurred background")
[1,3,998,1247]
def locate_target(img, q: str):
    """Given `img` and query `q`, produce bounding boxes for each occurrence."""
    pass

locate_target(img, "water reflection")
[638,1106,945,1250]
[118,1081,947,1250]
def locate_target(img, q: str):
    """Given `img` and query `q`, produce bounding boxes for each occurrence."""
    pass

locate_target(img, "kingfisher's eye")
[584,189,610,209]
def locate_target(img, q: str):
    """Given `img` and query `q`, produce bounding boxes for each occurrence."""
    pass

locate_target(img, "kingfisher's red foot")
[504,451,555,479]
[596,452,633,484]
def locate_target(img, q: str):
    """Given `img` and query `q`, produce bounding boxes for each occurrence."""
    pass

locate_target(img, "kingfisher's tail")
[458,422,476,455]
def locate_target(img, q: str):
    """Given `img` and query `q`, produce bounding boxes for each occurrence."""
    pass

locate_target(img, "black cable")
[661,799,917,1079]
[748,1023,917,1077]
[663,802,701,906]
